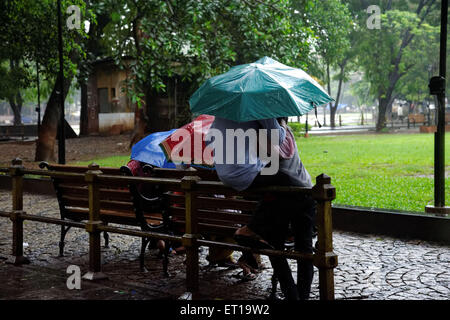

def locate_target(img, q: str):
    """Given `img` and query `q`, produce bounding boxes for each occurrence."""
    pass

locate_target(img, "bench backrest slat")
[44,164,141,226]
[196,196,259,212]
[148,167,219,181]
[43,163,269,239]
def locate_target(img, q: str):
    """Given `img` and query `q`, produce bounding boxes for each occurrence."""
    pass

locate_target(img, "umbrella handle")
[313,103,322,128]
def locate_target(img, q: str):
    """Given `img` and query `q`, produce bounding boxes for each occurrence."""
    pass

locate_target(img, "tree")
[33,1,92,161]
[0,0,91,160]
[356,0,439,131]
[0,1,42,125]
[350,76,376,124]
[395,19,440,112]
[297,0,353,128]
[100,0,313,144]
[0,60,30,125]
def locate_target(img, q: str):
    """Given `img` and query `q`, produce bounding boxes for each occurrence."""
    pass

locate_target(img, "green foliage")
[350,78,376,108]
[100,0,314,108]
[0,0,444,133]
[77,155,130,168]
[0,0,91,78]
[298,0,353,80]
[359,8,438,98]
[0,60,31,102]
[288,122,312,135]
[352,1,440,123]
[0,0,93,116]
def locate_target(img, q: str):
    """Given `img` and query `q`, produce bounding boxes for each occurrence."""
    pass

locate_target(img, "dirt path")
[0,134,132,169]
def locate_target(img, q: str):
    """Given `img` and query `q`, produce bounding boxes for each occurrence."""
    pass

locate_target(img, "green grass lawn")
[297,133,450,212]
[77,155,131,168]
[76,133,449,213]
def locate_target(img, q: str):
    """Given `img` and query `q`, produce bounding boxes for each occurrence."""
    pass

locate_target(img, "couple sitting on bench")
[210,116,316,301]
[129,115,315,300]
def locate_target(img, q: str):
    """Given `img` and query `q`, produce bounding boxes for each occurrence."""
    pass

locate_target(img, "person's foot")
[238,259,257,272]
[156,240,179,256]
[156,240,165,258]
[157,240,165,251]
[237,260,258,281]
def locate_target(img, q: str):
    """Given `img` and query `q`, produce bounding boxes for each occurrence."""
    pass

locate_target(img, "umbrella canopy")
[131,130,177,169]
[189,56,334,122]
[160,114,215,167]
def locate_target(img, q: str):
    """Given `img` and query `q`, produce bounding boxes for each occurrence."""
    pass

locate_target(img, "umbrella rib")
[190,57,334,121]
[257,68,301,115]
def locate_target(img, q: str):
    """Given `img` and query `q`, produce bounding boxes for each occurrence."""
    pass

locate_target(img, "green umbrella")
[189,56,334,122]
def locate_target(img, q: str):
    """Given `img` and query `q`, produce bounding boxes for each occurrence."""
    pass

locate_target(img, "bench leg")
[318,267,335,300]
[83,167,108,281]
[103,230,109,249]
[59,225,71,257]
[312,175,337,300]
[7,211,30,265]
[139,237,150,273]
[270,273,278,300]
[185,245,199,298]
[162,240,171,277]
[82,229,108,281]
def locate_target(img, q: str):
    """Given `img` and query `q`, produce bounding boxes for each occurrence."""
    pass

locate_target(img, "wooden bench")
[5,160,337,299]
[445,113,450,125]
[416,113,450,133]
[412,113,450,125]
[39,162,168,272]
[408,114,427,127]
[0,125,26,140]
[109,165,337,299]
[137,165,257,265]
[39,162,233,274]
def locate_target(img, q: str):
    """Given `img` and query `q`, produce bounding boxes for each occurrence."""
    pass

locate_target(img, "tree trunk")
[79,82,88,136]
[128,15,149,148]
[376,75,397,131]
[129,105,147,148]
[8,93,22,126]
[330,64,345,128]
[330,106,337,128]
[325,63,331,126]
[35,75,72,161]
[376,97,389,131]
[8,60,23,126]
[360,107,365,125]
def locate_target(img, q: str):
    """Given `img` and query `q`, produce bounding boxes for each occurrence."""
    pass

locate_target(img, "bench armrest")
[39,161,51,170]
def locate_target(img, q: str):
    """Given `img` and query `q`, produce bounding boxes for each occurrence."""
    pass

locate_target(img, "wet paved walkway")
[0,192,448,300]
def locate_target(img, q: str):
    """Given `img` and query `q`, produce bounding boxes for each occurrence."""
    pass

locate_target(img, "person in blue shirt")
[207,116,316,300]
[208,117,286,191]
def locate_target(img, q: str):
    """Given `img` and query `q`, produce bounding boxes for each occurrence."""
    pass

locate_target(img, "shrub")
[288,122,312,136]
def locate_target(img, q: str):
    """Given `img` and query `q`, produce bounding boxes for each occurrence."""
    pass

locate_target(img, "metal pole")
[435,0,447,208]
[36,61,41,130]
[427,0,448,215]
[57,0,65,164]
[305,113,309,137]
